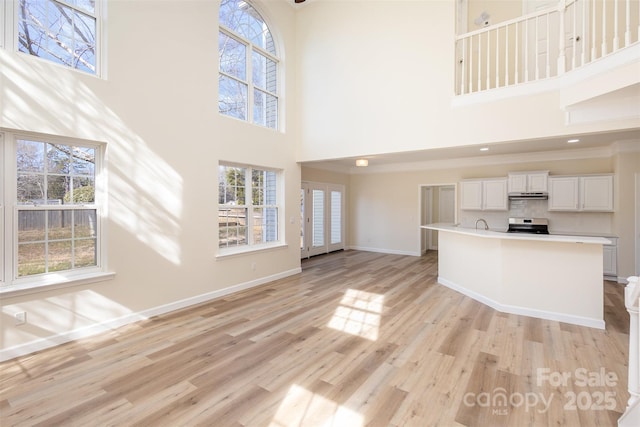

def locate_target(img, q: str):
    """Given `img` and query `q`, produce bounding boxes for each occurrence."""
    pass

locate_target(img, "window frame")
[217,161,284,257]
[1,130,113,297]
[4,0,104,77]
[218,0,280,130]
[0,0,6,49]
[0,134,5,286]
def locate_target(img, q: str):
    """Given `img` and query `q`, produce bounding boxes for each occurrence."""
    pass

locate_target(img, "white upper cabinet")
[508,171,549,193]
[548,175,613,212]
[483,179,509,210]
[460,180,483,210]
[548,177,580,210]
[461,178,508,211]
[581,175,614,211]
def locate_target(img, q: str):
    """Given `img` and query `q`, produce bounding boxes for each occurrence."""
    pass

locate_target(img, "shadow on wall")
[0,51,185,350]
[1,50,184,265]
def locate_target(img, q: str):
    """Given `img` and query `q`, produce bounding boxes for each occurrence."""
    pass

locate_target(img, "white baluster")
[486,30,491,90]
[614,0,620,50]
[533,16,540,80]
[525,18,530,82]
[546,12,551,77]
[581,0,586,65]
[461,38,467,94]
[571,0,577,70]
[515,23,519,84]
[469,36,474,92]
[625,0,631,46]
[625,276,640,411]
[505,24,510,85]
[602,0,608,55]
[591,0,597,60]
[495,27,500,88]
[478,34,482,91]
[558,0,566,75]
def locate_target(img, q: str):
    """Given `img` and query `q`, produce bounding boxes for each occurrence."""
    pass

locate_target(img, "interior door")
[309,185,327,257]
[301,182,345,258]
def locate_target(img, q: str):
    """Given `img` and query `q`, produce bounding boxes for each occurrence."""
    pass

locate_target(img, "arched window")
[219,0,279,129]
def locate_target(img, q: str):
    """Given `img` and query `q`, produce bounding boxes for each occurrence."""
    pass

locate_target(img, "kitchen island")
[422,223,611,329]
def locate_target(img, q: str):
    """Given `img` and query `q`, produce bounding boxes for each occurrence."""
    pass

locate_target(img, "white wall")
[295,0,639,162]
[1,0,301,355]
[348,151,640,278]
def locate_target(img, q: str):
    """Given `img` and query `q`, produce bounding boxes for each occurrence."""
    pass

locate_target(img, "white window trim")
[4,0,105,78]
[0,0,6,49]
[215,241,288,260]
[0,134,4,286]
[218,162,284,256]
[0,130,113,297]
[218,0,281,130]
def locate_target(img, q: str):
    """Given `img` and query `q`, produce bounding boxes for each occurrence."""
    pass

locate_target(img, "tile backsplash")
[457,199,614,235]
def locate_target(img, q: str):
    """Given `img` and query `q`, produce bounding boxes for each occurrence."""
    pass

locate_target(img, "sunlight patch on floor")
[327,289,383,341]
[269,384,363,427]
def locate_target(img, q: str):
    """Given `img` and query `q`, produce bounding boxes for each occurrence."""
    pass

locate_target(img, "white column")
[625,276,640,410]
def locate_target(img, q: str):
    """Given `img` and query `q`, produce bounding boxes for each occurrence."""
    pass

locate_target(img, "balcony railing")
[455,0,640,95]
[621,276,640,425]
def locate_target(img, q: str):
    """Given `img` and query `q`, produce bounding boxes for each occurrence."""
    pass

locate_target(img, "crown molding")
[347,145,619,175]
[612,139,640,153]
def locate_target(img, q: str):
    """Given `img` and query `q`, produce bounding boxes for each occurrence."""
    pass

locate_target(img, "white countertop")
[422,223,612,245]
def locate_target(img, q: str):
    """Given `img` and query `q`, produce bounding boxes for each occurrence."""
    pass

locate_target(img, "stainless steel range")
[507,217,549,234]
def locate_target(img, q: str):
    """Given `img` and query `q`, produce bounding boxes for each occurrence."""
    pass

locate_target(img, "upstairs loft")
[455,0,640,124]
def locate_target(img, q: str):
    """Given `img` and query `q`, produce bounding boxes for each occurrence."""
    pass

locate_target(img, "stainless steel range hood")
[508,192,548,200]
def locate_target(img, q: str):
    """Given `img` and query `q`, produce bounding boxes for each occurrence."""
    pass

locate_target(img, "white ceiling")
[301,129,640,174]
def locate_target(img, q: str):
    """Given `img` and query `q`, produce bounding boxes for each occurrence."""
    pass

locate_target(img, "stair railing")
[455,0,640,95]
[624,276,640,416]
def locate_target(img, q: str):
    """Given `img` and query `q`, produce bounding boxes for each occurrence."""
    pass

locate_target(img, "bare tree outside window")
[18,0,97,73]
[219,0,278,129]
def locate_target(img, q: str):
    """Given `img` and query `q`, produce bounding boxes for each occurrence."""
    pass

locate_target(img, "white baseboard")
[0,268,302,362]
[347,246,421,257]
[438,276,606,330]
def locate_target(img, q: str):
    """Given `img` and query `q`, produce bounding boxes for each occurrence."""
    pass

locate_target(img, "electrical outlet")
[15,311,27,326]
[251,262,256,271]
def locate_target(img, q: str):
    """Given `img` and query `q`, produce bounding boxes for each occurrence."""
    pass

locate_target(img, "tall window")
[218,0,279,129]
[0,135,4,285]
[218,163,280,250]
[1,133,106,289]
[17,0,99,74]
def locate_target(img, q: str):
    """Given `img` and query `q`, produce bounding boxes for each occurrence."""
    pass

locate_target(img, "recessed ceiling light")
[567,139,580,143]
[480,147,489,151]
[355,159,368,167]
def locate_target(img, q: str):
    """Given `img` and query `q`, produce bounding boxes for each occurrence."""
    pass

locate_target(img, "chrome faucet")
[475,218,489,230]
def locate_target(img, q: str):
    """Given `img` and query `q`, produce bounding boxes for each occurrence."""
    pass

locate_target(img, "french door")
[301,182,345,258]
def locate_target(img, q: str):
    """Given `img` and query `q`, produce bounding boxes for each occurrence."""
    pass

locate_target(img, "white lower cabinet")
[603,237,618,280]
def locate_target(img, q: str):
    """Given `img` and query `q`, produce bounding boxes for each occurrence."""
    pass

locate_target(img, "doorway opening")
[420,184,456,255]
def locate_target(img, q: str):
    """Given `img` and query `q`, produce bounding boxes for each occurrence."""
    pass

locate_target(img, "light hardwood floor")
[0,250,630,426]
